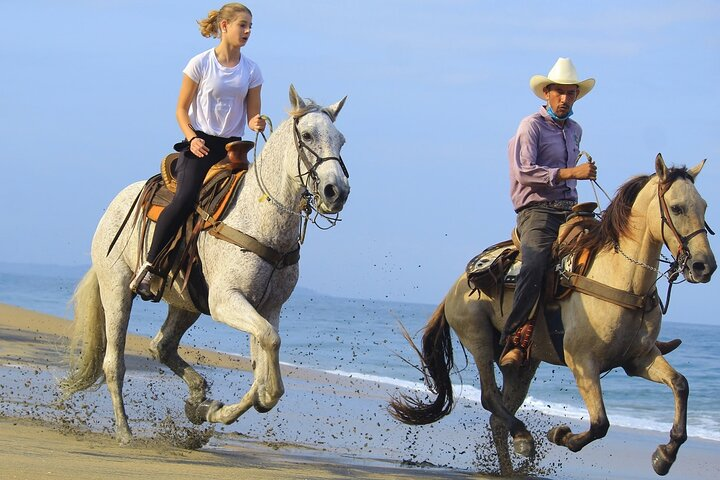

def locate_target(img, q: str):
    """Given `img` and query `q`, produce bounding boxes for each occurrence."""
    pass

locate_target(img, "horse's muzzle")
[685,253,716,283]
[318,181,350,214]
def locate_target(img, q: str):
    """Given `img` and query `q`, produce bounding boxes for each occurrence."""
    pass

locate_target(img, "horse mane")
[574,167,694,252]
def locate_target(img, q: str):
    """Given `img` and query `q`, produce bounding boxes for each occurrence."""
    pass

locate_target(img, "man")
[499,58,681,367]
[500,57,597,367]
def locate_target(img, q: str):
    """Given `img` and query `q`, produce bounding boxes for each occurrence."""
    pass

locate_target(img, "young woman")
[130,2,266,299]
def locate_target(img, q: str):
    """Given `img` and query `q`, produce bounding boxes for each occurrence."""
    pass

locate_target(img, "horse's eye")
[301,132,312,141]
[670,205,684,215]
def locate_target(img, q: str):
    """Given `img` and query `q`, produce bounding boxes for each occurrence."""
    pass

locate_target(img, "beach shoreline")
[0,303,485,479]
[1,302,718,479]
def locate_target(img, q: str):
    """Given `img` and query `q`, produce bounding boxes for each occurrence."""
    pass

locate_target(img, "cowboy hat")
[529,57,595,100]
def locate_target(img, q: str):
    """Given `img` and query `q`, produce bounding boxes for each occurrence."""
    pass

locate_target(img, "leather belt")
[516,199,576,214]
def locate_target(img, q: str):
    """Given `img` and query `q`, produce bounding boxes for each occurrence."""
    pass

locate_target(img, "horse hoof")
[195,399,224,423]
[652,445,673,476]
[254,404,272,413]
[548,425,572,447]
[185,400,205,425]
[186,399,224,425]
[116,428,133,446]
[512,432,535,457]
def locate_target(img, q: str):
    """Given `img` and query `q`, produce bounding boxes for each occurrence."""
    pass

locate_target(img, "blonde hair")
[197,3,252,38]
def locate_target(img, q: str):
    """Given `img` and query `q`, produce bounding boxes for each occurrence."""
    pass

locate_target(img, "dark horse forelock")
[575,167,693,253]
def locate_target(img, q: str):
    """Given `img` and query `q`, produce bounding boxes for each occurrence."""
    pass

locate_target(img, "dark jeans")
[147,132,239,263]
[502,205,571,342]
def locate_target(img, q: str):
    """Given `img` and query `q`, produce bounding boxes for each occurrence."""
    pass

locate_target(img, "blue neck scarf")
[546,105,573,121]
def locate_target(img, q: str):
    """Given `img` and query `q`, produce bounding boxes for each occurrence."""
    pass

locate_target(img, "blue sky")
[1,1,719,323]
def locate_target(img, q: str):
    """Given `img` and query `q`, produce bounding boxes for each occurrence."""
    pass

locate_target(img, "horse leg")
[97,274,134,444]
[488,413,514,476]
[485,358,540,474]
[501,359,541,455]
[548,359,609,452]
[248,308,281,414]
[195,293,283,425]
[447,292,534,474]
[467,352,535,474]
[148,306,206,423]
[624,351,688,475]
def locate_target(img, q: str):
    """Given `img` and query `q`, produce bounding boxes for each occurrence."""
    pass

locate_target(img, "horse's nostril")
[692,261,707,273]
[324,184,338,200]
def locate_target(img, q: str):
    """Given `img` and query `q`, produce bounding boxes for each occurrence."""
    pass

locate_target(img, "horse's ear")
[687,159,706,180]
[655,153,668,182]
[289,84,306,110]
[324,96,347,122]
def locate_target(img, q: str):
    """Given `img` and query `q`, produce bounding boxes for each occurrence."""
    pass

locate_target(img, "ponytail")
[196,3,252,38]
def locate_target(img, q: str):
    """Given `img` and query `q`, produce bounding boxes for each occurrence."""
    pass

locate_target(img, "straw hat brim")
[530,76,595,100]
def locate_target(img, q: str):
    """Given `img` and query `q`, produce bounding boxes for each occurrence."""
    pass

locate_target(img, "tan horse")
[389,154,715,476]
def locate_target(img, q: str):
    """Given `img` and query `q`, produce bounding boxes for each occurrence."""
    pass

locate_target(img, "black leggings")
[147,132,239,263]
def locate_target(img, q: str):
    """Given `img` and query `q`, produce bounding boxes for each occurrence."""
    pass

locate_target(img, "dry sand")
[1,303,718,480]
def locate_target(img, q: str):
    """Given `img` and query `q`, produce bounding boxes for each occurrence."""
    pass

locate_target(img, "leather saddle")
[466,202,675,365]
[147,140,254,227]
[130,141,254,311]
[467,202,599,297]
[160,140,254,194]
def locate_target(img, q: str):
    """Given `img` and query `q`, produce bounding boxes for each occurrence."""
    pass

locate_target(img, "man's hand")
[574,160,597,180]
[558,161,597,181]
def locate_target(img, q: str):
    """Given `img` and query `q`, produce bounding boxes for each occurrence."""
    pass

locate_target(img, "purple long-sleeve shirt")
[508,106,583,211]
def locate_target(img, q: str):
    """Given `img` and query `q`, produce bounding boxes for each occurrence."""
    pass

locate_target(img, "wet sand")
[0,304,480,479]
[1,303,717,479]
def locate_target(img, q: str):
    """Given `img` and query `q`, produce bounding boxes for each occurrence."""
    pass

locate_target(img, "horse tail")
[388,300,455,425]
[60,266,107,395]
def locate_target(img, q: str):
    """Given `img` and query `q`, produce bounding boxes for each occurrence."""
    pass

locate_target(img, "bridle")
[595,166,714,314]
[292,115,350,189]
[244,111,350,308]
[254,112,349,242]
[656,177,715,282]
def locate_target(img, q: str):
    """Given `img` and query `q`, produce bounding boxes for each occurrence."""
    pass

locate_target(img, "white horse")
[390,155,715,476]
[62,85,349,444]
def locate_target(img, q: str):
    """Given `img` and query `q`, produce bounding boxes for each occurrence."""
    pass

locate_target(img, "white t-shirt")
[183,48,263,138]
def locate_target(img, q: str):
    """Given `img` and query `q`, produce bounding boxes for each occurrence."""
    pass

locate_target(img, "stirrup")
[129,261,153,293]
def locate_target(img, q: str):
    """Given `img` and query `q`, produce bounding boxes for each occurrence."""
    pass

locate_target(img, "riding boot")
[129,261,160,301]
[499,342,525,367]
[499,322,535,367]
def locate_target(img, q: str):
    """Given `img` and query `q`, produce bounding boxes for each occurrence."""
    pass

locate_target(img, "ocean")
[1,262,718,444]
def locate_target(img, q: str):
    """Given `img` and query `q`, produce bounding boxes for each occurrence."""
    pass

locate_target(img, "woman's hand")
[248,114,266,132]
[189,137,209,157]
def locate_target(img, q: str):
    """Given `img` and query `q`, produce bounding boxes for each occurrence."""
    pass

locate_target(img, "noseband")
[657,178,714,279]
